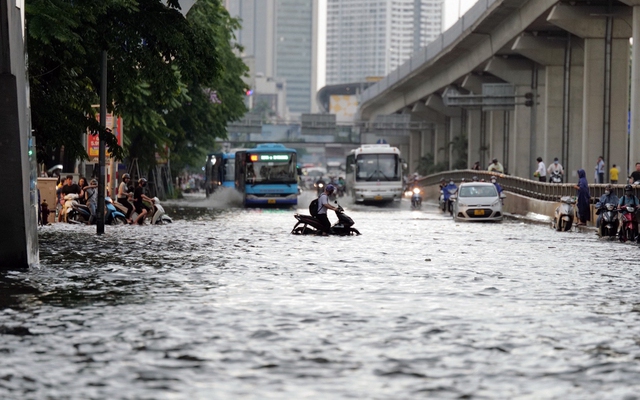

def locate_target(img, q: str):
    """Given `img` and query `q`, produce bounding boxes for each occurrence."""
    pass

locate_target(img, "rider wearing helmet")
[619,184,639,209]
[490,175,503,194]
[117,173,134,222]
[317,183,338,235]
[133,178,154,225]
[596,184,619,228]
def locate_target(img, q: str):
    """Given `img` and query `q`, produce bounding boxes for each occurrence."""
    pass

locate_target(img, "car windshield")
[356,154,400,181]
[246,152,297,184]
[459,185,498,198]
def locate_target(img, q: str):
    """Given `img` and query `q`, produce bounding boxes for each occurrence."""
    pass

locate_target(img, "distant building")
[326,0,444,85]
[224,0,318,116]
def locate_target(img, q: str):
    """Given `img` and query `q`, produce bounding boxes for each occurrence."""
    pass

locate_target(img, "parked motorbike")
[291,201,360,236]
[618,205,638,242]
[596,202,619,238]
[105,196,128,225]
[66,195,92,224]
[411,187,422,210]
[552,196,575,231]
[550,171,563,183]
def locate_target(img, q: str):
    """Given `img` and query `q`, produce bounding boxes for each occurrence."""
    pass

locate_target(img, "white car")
[452,182,505,222]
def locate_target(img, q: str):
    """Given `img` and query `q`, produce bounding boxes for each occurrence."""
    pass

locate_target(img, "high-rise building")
[326,0,443,85]
[224,0,318,116]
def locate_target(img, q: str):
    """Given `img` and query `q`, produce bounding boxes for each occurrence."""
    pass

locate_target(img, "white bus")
[345,144,404,204]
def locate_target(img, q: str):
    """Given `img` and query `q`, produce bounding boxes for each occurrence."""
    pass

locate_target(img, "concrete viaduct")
[358,0,640,183]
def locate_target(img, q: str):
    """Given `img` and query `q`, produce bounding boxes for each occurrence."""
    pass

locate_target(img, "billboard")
[88,113,123,159]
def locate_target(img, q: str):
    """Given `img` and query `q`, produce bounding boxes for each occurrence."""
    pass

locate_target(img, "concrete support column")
[409,130,422,172]
[582,38,629,180]
[548,3,632,180]
[448,116,462,169]
[0,0,38,268]
[467,109,482,169]
[434,122,447,165]
[631,5,640,170]
[488,110,504,169]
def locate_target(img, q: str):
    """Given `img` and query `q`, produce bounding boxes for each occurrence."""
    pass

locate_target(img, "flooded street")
[2,192,640,399]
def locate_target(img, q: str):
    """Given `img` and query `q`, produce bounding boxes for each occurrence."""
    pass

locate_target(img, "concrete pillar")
[448,116,462,169]
[409,130,421,172]
[434,122,447,165]
[466,109,482,169]
[485,58,535,178]
[548,3,632,181]
[625,2,640,172]
[488,110,504,169]
[0,1,38,268]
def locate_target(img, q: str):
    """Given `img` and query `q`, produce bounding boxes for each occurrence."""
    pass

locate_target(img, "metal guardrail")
[419,170,632,204]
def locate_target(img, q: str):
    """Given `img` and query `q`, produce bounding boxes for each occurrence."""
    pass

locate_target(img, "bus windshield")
[246,152,297,184]
[356,154,400,181]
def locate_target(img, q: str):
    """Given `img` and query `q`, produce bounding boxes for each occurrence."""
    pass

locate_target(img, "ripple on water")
[0,200,640,398]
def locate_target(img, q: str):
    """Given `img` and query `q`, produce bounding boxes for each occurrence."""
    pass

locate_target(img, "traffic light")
[524,92,534,107]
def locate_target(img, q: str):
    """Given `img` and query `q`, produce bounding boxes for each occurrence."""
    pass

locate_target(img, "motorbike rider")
[443,178,457,215]
[117,173,134,222]
[490,176,503,194]
[315,177,326,195]
[317,184,338,235]
[595,184,619,228]
[133,178,154,225]
[547,158,564,182]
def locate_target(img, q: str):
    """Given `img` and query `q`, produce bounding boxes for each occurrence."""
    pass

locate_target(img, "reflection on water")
[1,194,640,398]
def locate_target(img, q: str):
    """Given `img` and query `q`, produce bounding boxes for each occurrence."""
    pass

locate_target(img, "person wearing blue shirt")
[443,179,457,216]
[490,176,503,194]
[595,184,619,228]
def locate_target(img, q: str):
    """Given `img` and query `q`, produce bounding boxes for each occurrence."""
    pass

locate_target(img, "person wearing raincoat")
[574,169,591,226]
[443,179,458,215]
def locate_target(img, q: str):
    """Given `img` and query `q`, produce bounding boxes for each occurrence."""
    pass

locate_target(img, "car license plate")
[474,209,485,216]
[374,195,383,200]
[268,199,276,204]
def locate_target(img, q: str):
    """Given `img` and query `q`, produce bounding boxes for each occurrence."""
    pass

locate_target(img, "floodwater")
[1,191,640,399]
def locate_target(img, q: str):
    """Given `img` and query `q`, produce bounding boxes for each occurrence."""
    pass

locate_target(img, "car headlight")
[492,200,500,207]
[458,203,466,207]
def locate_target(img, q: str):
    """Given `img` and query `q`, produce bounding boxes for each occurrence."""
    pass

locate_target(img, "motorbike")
[411,187,422,210]
[128,197,172,225]
[65,194,92,224]
[443,188,457,215]
[552,196,575,231]
[550,171,563,183]
[105,196,128,225]
[618,205,638,242]
[314,180,326,196]
[595,202,619,238]
[439,189,445,211]
[291,201,360,236]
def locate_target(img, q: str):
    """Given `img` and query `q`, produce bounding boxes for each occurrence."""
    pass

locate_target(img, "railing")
[419,170,631,204]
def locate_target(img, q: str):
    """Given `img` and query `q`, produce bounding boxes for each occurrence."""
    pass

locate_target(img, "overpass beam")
[548,3,631,181]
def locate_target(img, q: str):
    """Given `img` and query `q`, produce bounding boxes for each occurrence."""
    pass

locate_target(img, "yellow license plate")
[474,209,485,216]
[374,195,383,200]
[268,199,276,204]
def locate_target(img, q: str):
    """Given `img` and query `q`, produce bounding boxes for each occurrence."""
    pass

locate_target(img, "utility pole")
[97,50,107,235]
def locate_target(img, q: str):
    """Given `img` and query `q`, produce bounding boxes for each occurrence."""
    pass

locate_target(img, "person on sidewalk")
[595,156,605,183]
[534,157,546,182]
[574,169,591,226]
[610,164,619,184]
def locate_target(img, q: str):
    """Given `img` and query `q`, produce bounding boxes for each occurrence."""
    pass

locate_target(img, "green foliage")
[416,153,448,176]
[449,135,468,170]
[27,0,247,172]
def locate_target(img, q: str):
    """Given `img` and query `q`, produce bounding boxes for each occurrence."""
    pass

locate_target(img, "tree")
[27,0,247,173]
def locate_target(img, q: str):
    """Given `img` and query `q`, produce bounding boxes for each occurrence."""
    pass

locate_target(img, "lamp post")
[96,0,195,234]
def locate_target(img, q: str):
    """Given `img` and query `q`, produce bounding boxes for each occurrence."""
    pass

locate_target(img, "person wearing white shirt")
[534,157,546,182]
[547,157,564,182]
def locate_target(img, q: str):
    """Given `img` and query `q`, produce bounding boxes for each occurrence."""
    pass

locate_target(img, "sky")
[316,0,479,90]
